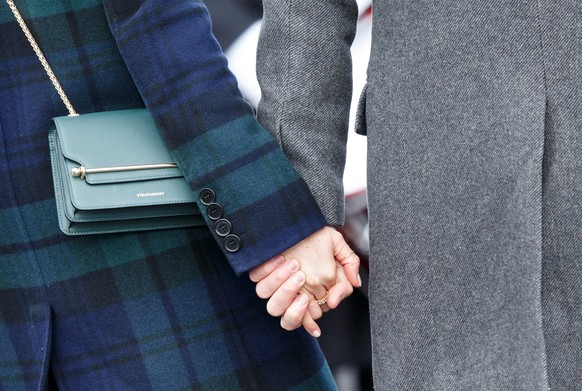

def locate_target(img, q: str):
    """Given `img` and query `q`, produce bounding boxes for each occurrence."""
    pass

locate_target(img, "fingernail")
[274,255,285,265]
[357,273,362,287]
[298,294,309,305]
[286,259,299,272]
[313,330,321,338]
[293,271,305,284]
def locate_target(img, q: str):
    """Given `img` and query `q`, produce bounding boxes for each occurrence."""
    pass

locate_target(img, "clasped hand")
[249,226,361,337]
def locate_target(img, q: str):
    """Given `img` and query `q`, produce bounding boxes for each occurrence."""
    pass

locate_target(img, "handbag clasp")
[71,163,179,180]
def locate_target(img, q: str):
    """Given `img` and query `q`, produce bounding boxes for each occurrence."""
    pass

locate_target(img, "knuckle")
[307,302,323,319]
[311,309,323,320]
[304,275,320,287]
[281,282,300,296]
[284,308,303,326]
[325,270,336,281]
[318,272,335,286]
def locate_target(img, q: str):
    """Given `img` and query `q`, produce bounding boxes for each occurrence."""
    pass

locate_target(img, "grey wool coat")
[256,0,582,390]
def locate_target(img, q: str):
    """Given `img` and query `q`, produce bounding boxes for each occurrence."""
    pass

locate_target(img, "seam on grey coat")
[276,0,292,155]
[534,0,551,388]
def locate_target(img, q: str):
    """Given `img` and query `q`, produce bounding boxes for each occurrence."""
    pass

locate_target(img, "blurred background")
[206,1,373,390]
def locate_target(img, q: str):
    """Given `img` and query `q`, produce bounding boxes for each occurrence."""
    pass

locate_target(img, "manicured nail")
[357,273,362,287]
[286,259,299,272]
[293,271,305,285]
[298,294,309,305]
[313,330,321,338]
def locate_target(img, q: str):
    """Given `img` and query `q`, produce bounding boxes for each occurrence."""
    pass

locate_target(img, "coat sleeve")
[101,0,326,275]
[256,0,359,227]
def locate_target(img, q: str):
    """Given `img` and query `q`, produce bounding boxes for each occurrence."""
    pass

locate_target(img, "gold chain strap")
[6,0,78,115]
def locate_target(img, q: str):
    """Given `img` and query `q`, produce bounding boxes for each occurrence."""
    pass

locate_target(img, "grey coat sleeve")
[256,0,359,227]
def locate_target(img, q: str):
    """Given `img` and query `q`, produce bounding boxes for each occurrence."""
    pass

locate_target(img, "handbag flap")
[52,109,182,184]
[51,109,198,210]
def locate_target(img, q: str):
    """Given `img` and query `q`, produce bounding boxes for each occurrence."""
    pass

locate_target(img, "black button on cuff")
[215,219,232,237]
[199,188,216,205]
[224,234,241,253]
[206,203,224,220]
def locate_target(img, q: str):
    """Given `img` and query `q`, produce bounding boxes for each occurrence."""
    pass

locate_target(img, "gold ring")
[316,292,328,306]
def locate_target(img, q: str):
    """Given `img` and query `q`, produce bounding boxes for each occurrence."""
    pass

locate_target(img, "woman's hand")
[250,227,361,337]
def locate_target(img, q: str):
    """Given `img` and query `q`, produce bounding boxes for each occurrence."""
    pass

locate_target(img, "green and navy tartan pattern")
[102,0,327,275]
[0,0,334,389]
[0,229,334,390]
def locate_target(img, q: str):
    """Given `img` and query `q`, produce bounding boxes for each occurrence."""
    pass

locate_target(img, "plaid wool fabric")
[0,0,334,389]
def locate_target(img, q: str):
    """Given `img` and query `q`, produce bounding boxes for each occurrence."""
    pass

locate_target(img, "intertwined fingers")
[265,270,305,317]
[249,254,285,283]
[255,258,300,299]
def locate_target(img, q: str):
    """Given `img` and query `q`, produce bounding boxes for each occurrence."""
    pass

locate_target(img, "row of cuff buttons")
[199,188,241,253]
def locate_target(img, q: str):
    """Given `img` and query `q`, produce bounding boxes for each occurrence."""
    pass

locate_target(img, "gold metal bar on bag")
[71,163,178,180]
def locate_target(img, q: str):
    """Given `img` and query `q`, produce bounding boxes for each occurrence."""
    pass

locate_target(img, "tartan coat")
[0,0,336,389]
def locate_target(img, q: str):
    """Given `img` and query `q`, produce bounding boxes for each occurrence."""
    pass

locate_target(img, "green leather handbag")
[49,109,204,235]
[7,0,203,235]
